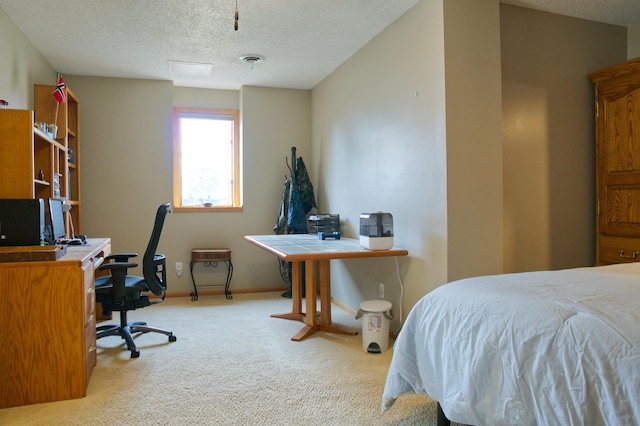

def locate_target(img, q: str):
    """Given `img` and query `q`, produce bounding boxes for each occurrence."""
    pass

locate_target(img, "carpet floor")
[0,292,439,425]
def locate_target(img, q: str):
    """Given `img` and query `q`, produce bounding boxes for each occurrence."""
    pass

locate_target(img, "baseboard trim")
[166,286,288,298]
[331,297,357,316]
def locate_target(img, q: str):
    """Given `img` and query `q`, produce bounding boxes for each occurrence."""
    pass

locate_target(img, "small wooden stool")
[190,248,233,301]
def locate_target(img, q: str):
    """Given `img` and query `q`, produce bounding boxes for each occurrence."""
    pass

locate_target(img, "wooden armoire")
[590,57,640,265]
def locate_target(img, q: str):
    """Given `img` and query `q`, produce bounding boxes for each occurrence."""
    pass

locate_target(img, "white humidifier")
[359,212,393,250]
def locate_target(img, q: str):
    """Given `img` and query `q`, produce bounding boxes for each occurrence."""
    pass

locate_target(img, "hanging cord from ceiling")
[234,0,239,31]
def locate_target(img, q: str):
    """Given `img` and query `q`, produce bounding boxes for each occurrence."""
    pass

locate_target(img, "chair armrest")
[99,261,138,272]
[105,253,138,262]
[98,261,138,300]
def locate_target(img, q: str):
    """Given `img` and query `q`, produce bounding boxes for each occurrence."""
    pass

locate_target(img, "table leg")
[319,259,331,325]
[317,259,357,337]
[270,261,305,322]
[291,260,319,341]
[272,258,356,341]
[291,261,302,315]
[305,260,317,327]
[189,261,198,301]
[224,260,233,299]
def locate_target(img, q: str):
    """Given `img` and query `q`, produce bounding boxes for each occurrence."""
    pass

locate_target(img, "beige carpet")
[0,292,439,425]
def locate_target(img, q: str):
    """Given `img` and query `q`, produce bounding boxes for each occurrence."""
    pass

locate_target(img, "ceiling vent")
[239,54,265,65]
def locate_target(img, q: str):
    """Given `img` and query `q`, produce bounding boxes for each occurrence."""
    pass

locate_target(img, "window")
[173,107,241,212]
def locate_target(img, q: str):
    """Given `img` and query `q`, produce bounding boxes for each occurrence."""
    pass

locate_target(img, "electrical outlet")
[379,283,385,299]
[176,262,183,277]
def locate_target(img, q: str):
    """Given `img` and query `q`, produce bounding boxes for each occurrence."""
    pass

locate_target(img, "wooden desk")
[0,238,111,408]
[244,234,408,341]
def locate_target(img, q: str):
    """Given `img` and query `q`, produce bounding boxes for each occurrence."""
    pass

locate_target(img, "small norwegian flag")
[52,75,66,104]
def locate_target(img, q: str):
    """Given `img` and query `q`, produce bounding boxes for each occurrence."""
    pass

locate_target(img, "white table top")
[244,234,408,261]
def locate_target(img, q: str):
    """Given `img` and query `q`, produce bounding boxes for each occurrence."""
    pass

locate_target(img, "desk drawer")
[85,283,95,320]
[83,262,95,320]
[84,316,97,383]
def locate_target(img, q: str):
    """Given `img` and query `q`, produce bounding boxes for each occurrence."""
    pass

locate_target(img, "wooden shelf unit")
[34,84,81,235]
[0,109,67,200]
[0,84,81,238]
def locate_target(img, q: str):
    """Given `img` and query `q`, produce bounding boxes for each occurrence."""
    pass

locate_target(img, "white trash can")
[355,300,394,353]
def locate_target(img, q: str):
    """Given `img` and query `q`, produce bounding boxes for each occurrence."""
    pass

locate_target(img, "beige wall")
[444,0,503,281]
[311,0,627,320]
[500,5,626,272]
[238,85,312,289]
[173,86,239,110]
[0,8,55,110]
[65,76,311,295]
[312,0,448,321]
[65,76,176,271]
[630,23,640,58]
[0,5,310,297]
[0,2,634,318]
[312,0,503,322]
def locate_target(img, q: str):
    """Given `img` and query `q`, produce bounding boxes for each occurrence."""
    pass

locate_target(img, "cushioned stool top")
[191,249,231,262]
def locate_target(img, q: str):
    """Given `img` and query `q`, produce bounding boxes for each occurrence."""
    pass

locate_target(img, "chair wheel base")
[97,320,176,358]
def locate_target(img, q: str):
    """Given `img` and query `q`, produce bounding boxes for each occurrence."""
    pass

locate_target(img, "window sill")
[174,206,243,213]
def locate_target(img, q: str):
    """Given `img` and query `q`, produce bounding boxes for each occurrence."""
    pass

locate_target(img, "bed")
[382,262,640,425]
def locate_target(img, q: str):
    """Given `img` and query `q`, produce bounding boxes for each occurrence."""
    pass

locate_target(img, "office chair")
[95,203,176,358]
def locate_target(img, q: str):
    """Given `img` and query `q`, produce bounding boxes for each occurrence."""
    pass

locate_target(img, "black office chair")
[95,203,176,358]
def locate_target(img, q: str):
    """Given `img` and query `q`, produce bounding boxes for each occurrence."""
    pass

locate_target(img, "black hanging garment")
[273,147,317,297]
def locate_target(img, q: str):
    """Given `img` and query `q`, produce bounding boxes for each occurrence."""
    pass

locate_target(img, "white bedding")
[382,263,640,425]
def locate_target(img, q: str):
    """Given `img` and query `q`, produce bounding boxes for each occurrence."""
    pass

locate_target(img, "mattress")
[382,263,640,425]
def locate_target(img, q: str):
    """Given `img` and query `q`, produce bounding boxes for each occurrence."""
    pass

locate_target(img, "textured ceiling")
[1,0,639,91]
[0,0,420,90]
[501,0,640,27]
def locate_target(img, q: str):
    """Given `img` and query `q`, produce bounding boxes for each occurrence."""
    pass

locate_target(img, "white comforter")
[382,263,640,425]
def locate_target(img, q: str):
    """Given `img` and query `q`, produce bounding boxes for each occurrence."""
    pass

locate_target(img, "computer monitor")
[48,198,67,243]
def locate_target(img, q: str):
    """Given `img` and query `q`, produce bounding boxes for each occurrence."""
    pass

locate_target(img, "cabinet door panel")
[0,110,36,197]
[0,264,85,408]
[605,91,640,172]
[603,186,640,236]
